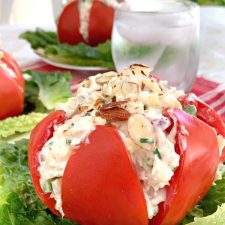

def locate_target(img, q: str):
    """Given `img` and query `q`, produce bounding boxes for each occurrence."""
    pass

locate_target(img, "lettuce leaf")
[197,0,225,5]
[181,174,225,224]
[0,113,46,143]
[0,139,77,225]
[186,204,225,225]
[24,70,72,113]
[20,28,114,68]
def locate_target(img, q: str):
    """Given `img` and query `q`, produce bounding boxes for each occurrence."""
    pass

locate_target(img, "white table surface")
[0,6,225,83]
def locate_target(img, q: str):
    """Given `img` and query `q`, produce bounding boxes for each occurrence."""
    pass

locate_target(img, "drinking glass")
[112,0,200,91]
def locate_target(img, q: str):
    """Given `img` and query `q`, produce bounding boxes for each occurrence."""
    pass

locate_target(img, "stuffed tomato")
[29,64,225,225]
[57,0,115,46]
[0,49,24,119]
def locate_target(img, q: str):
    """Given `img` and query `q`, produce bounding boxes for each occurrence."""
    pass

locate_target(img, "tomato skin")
[62,125,148,225]
[178,93,225,161]
[0,49,24,119]
[28,111,66,215]
[151,109,219,225]
[57,0,114,46]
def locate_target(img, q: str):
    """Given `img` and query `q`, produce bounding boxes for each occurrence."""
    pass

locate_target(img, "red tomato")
[28,109,220,225]
[57,0,114,46]
[151,109,219,225]
[0,49,24,119]
[62,125,148,225]
[29,116,148,225]
[178,93,225,161]
[28,111,66,215]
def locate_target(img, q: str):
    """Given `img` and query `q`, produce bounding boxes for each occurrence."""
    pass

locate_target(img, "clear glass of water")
[112,0,200,91]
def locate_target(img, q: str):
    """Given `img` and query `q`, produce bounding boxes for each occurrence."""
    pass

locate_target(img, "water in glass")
[112,0,199,91]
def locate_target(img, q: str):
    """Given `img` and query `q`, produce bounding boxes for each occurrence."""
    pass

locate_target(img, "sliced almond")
[142,77,162,93]
[129,64,152,76]
[141,82,145,91]
[94,99,103,108]
[96,71,117,83]
[140,92,160,107]
[128,113,156,150]
[159,93,182,109]
[102,83,113,96]
[119,68,134,77]
[101,101,127,110]
[122,82,139,95]
[80,79,91,88]
[97,107,130,123]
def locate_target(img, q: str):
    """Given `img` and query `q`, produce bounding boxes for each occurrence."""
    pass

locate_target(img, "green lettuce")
[0,139,77,225]
[20,28,114,68]
[181,174,225,224]
[0,113,46,143]
[24,70,72,113]
[197,0,225,5]
[186,204,225,225]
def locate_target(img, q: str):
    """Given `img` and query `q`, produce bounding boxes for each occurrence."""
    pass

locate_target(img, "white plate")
[35,52,111,71]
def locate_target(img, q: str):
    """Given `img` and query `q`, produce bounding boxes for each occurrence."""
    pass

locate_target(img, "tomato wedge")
[0,49,24,119]
[29,111,66,215]
[178,93,225,161]
[62,125,148,225]
[151,109,219,225]
[57,0,114,46]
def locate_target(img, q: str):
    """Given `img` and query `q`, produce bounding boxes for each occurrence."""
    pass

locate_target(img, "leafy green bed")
[20,29,114,69]
[197,0,225,5]
[1,70,225,224]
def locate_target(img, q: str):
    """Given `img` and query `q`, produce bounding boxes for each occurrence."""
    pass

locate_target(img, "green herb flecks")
[183,105,197,116]
[154,148,162,159]
[41,179,53,194]
[66,139,72,146]
[140,137,155,144]
[144,104,148,110]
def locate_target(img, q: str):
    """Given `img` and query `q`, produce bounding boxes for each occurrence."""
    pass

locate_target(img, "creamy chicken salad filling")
[78,0,117,41]
[38,64,224,219]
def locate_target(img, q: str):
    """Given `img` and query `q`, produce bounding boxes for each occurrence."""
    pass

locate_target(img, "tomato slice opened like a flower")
[29,111,67,215]
[62,125,148,225]
[178,93,225,161]
[151,109,219,225]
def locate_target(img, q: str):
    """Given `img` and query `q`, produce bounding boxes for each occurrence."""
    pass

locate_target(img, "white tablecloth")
[0,6,225,83]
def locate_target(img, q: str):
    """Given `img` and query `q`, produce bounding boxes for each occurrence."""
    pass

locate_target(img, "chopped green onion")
[40,179,53,193]
[183,105,197,116]
[154,148,162,159]
[140,137,155,144]
[144,104,148,110]
[66,139,72,145]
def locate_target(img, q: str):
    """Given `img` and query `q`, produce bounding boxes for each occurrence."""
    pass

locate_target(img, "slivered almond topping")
[97,107,130,123]
[130,64,149,68]
[122,82,139,94]
[141,82,145,91]
[96,72,117,83]
[101,101,127,110]
[94,99,103,107]
[129,64,152,76]
[128,113,156,149]
[78,105,89,112]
